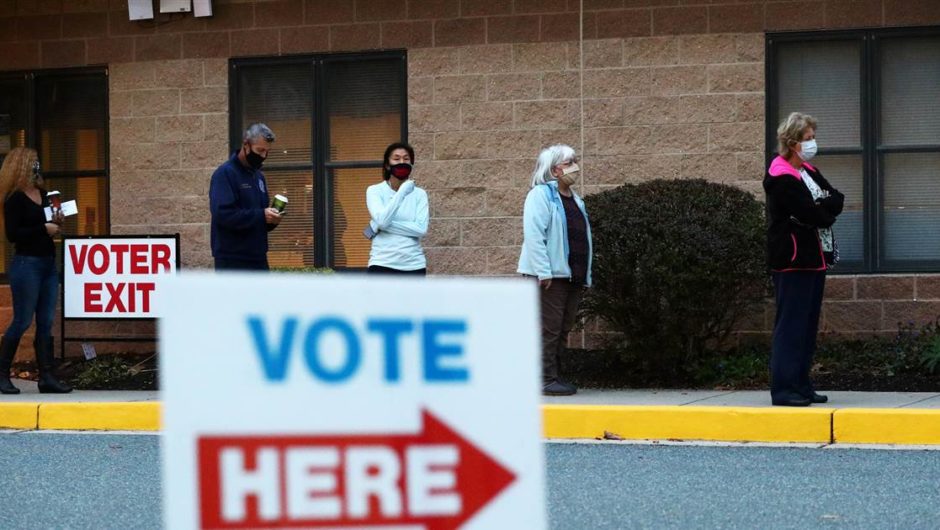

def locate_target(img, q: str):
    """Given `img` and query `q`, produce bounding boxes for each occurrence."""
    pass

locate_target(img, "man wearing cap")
[209,123,282,271]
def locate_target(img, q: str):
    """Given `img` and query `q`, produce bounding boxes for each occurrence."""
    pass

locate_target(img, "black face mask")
[386,163,413,180]
[244,145,265,170]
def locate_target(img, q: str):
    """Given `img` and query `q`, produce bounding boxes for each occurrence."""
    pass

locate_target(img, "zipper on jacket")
[790,233,797,262]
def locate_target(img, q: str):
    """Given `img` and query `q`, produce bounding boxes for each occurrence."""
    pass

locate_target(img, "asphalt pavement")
[1,432,938,529]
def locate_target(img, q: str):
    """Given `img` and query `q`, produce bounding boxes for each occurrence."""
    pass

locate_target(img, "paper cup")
[272,194,288,213]
[47,190,61,210]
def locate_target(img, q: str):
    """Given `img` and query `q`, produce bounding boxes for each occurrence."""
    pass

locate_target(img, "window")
[230,51,407,270]
[0,68,109,276]
[767,28,940,273]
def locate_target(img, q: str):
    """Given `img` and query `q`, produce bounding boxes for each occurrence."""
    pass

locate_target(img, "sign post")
[161,273,545,529]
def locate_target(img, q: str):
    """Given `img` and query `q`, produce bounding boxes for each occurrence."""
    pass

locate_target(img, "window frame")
[0,66,111,283]
[228,50,408,270]
[766,26,940,274]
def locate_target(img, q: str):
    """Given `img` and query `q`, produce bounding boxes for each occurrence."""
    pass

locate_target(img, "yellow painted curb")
[543,405,834,443]
[38,402,161,431]
[0,403,38,429]
[833,408,940,445]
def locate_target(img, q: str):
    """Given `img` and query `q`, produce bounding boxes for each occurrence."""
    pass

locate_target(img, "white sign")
[63,237,178,318]
[44,199,78,221]
[161,273,545,530]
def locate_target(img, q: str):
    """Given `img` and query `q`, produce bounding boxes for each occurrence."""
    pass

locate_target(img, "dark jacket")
[763,156,844,272]
[209,153,274,262]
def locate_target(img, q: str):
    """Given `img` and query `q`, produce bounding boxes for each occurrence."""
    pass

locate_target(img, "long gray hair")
[530,144,576,188]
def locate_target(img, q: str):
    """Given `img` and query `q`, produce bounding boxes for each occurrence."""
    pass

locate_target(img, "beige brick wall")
[411,34,765,279]
[0,0,938,356]
[109,58,227,269]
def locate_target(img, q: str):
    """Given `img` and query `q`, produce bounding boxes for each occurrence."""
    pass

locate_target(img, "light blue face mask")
[798,139,818,161]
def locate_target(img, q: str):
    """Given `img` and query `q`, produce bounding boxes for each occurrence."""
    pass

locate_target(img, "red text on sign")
[197,410,515,529]
[69,243,172,275]
[84,282,155,313]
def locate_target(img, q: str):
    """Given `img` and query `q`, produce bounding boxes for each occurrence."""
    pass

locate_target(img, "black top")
[560,193,588,286]
[4,189,54,257]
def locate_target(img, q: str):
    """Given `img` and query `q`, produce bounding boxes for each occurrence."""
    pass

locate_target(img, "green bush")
[892,320,940,375]
[71,354,157,390]
[582,179,768,378]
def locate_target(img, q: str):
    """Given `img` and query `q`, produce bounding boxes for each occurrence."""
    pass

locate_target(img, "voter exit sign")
[63,236,179,318]
[160,274,545,530]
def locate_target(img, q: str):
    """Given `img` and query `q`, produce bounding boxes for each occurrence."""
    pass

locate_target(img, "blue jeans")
[4,255,58,341]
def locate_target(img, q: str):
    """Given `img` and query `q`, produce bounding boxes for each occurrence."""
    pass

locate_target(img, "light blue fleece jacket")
[517,181,593,286]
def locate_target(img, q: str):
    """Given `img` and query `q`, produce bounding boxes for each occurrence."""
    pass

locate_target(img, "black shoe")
[0,376,18,394]
[810,393,828,404]
[34,336,71,394]
[543,380,577,396]
[772,396,811,407]
[0,336,20,395]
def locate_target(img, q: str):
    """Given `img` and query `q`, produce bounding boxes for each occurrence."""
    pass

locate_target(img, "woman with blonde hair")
[763,112,843,406]
[0,147,70,394]
[518,144,592,396]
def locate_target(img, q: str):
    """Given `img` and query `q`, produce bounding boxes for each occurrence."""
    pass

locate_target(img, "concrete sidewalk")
[2,380,939,445]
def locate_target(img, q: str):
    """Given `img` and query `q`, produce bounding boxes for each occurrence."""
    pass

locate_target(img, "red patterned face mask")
[387,163,413,180]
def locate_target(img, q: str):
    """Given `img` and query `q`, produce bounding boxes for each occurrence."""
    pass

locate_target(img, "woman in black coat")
[763,112,843,407]
[0,147,70,394]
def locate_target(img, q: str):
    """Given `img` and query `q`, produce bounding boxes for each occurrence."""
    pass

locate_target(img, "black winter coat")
[763,156,844,272]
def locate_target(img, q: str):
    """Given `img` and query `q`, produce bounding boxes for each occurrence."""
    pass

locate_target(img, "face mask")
[798,139,817,161]
[31,160,41,184]
[387,163,413,180]
[244,145,265,170]
[558,162,579,185]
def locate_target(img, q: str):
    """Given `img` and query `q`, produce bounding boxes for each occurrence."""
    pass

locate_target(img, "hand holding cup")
[264,207,282,226]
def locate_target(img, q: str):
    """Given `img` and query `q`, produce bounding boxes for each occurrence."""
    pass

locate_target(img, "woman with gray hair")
[518,144,592,396]
[764,112,844,407]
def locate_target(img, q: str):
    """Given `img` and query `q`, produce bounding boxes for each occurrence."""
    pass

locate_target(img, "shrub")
[892,319,940,375]
[582,179,768,378]
[71,354,157,390]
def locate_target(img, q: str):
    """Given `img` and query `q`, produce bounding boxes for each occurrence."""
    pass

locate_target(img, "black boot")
[0,336,21,394]
[34,336,71,394]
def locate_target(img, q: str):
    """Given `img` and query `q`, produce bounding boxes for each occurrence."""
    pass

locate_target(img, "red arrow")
[198,409,517,529]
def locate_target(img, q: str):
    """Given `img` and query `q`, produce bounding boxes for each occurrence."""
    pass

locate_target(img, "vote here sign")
[63,237,178,318]
[160,273,545,530]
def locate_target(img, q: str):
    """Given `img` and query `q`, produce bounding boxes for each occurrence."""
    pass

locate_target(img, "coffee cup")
[272,194,288,213]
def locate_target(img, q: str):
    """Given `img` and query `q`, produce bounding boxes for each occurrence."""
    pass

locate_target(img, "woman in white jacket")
[518,144,592,396]
[365,142,429,274]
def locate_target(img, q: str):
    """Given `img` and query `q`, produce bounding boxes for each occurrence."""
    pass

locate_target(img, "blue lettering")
[304,317,361,383]
[422,320,469,382]
[247,316,297,382]
[366,319,414,382]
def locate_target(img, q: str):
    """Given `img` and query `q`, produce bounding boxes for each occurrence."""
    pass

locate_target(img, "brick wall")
[0,0,937,357]
[109,58,227,269]
[731,274,940,345]
[410,34,765,278]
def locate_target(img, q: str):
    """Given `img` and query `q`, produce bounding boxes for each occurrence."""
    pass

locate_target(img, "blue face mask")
[798,139,818,161]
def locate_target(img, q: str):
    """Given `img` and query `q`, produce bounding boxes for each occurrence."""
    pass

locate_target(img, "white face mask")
[798,139,818,161]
